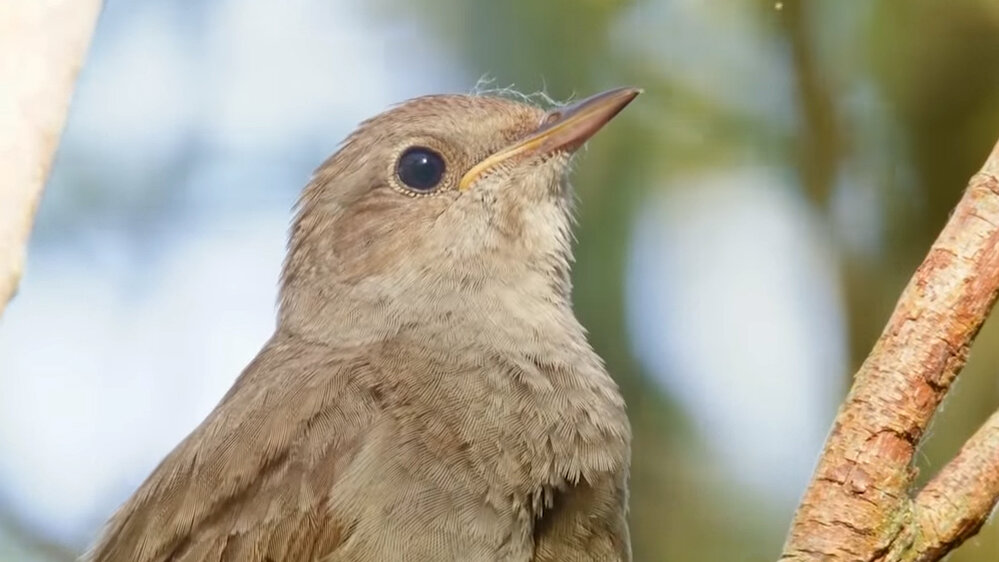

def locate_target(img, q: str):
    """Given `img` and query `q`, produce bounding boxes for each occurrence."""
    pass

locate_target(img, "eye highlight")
[396,147,446,192]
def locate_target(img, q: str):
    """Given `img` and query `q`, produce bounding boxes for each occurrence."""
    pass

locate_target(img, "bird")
[84,86,640,562]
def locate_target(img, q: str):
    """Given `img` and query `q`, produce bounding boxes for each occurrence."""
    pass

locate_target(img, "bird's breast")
[371,337,630,504]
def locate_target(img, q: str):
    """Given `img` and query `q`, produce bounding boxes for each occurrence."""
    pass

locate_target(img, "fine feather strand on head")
[468,75,575,111]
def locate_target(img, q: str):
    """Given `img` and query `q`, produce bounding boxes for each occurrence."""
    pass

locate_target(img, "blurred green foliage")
[373,0,999,559]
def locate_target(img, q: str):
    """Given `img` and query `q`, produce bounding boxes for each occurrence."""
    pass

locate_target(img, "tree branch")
[780,138,999,561]
[0,0,102,316]
[904,409,999,561]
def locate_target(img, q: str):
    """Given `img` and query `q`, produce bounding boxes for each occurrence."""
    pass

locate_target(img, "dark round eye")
[396,147,446,192]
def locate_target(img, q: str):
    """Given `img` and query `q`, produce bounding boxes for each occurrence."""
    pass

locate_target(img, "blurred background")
[2,0,999,560]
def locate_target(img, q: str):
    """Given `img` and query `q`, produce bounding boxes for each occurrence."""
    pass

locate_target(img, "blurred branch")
[779,0,880,378]
[780,139,999,561]
[0,0,101,316]
[780,0,843,206]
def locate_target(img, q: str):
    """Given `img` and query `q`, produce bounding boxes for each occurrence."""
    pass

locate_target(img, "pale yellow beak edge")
[458,87,642,191]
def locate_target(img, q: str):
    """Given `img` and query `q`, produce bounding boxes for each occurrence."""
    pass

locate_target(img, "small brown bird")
[85,87,639,562]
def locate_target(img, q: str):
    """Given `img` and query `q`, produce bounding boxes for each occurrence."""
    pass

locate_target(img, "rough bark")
[0,0,102,316]
[781,139,999,561]
[906,410,999,561]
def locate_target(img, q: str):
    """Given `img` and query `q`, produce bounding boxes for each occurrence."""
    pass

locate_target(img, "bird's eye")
[396,147,446,192]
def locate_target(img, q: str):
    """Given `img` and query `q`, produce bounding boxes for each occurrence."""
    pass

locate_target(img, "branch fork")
[781,139,999,562]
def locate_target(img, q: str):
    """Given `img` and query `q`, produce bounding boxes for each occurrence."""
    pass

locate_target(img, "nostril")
[542,111,562,127]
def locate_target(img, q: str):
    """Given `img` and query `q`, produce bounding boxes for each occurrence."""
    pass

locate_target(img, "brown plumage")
[85,87,639,562]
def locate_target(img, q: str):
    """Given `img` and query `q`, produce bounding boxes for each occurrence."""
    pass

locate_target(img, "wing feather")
[85,336,379,562]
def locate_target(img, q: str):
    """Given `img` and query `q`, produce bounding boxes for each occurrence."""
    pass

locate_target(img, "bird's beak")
[458,86,642,191]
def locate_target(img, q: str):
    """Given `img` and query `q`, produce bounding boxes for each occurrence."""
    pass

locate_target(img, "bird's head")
[280,87,639,343]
